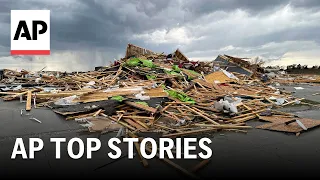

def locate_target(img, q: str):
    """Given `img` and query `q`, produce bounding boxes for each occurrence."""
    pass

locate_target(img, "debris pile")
[1,44,320,177]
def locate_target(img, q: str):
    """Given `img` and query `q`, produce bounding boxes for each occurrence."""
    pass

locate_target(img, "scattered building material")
[1,43,320,176]
[257,116,320,134]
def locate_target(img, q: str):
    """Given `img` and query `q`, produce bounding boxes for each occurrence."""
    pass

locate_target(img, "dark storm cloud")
[12,55,34,61]
[183,0,320,16]
[240,26,320,47]
[291,0,320,8]
[0,0,317,52]
[0,0,180,53]
[0,0,319,70]
[182,0,289,15]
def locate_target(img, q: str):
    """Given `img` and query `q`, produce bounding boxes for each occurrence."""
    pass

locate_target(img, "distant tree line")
[286,64,320,70]
[266,65,320,70]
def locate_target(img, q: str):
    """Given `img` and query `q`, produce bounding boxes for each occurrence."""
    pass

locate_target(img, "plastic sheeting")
[54,95,79,106]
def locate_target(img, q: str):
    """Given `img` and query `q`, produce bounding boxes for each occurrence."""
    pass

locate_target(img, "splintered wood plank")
[134,141,149,167]
[2,91,29,101]
[127,133,149,167]
[194,124,252,129]
[132,119,149,129]
[107,66,122,87]
[192,79,213,89]
[192,107,217,118]
[123,119,146,130]
[26,91,32,111]
[154,124,182,132]
[161,104,172,112]
[192,105,219,112]
[125,101,157,114]
[144,87,168,97]
[233,115,257,123]
[233,109,266,119]
[66,110,105,120]
[101,113,135,131]
[162,113,180,122]
[93,109,103,117]
[0,92,21,95]
[182,104,219,125]
[122,115,154,120]
[196,82,209,92]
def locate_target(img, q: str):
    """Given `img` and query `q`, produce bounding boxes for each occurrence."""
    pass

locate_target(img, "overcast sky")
[1,0,320,71]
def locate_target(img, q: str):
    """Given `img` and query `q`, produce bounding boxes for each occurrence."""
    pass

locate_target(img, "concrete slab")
[0,100,83,138]
[280,84,320,103]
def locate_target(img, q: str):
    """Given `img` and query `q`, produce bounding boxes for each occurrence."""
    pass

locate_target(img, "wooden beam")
[154,124,183,133]
[0,92,21,95]
[123,119,146,130]
[125,101,157,114]
[233,115,257,123]
[100,113,135,131]
[194,124,252,129]
[282,98,305,106]
[26,91,32,111]
[132,119,149,130]
[65,110,105,120]
[122,116,154,120]
[162,113,180,122]
[192,106,218,118]
[182,104,219,125]
[128,133,148,167]
[93,109,103,117]
[161,104,172,112]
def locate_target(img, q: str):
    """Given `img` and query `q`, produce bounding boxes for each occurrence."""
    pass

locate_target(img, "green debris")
[164,65,183,76]
[164,69,182,76]
[126,58,156,68]
[111,96,124,102]
[172,65,181,73]
[146,74,157,80]
[165,90,195,104]
[186,70,201,80]
[126,58,141,67]
[187,76,193,80]
[187,70,201,76]
[140,59,156,68]
[135,101,149,106]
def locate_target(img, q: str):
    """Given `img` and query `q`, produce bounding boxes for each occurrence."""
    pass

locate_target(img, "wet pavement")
[280,84,320,103]
[0,84,319,178]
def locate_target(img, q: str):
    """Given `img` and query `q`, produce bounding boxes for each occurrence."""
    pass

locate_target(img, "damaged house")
[213,55,264,76]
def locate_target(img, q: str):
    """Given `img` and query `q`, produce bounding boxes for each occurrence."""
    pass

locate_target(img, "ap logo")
[11,10,50,55]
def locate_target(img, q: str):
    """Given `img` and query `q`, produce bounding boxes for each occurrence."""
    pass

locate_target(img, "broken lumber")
[26,91,32,111]
[182,104,219,125]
